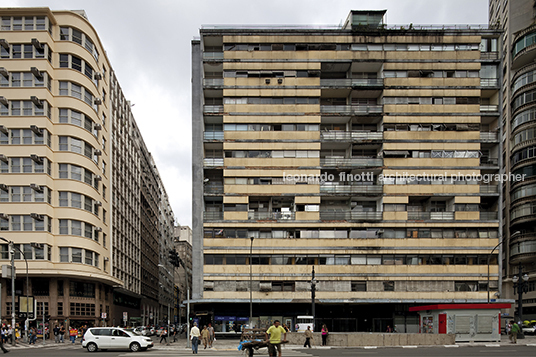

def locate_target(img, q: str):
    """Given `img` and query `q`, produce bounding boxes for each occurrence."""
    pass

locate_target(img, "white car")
[82,327,154,352]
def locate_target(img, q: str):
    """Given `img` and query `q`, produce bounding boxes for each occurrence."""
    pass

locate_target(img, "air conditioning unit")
[30,183,43,192]
[95,201,102,206]
[94,98,102,105]
[0,67,8,78]
[0,184,7,192]
[31,38,42,50]
[30,96,42,107]
[94,73,103,81]
[94,123,102,130]
[30,67,42,79]
[30,154,42,164]
[94,149,102,156]
[277,78,283,84]
[104,257,109,261]
[94,227,102,232]
[94,175,102,181]
[30,213,44,221]
[0,213,8,220]
[0,39,9,50]
[265,78,270,84]
[30,125,42,135]
[0,125,7,134]
[0,154,7,163]
[0,96,8,106]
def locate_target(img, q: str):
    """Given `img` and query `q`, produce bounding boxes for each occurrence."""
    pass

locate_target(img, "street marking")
[444,345,459,347]
[485,344,500,347]
[363,346,378,349]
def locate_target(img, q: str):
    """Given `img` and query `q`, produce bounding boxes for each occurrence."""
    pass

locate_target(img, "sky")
[4,0,489,227]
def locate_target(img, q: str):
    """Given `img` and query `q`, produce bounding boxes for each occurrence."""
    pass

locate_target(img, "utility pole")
[10,242,16,346]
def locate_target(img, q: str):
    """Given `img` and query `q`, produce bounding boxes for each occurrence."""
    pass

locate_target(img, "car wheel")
[130,342,141,352]
[86,342,98,352]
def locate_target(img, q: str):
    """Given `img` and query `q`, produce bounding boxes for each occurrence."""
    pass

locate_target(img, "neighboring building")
[0,7,174,328]
[192,10,504,332]
[173,225,192,324]
[490,0,536,322]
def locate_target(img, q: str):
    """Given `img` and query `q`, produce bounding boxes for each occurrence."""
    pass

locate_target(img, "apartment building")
[192,10,504,332]
[0,7,174,328]
[490,0,536,322]
[173,225,192,323]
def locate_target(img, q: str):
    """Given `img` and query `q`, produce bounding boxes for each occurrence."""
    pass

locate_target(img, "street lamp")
[487,239,503,303]
[513,262,530,339]
[249,237,254,328]
[0,237,29,345]
[310,267,317,331]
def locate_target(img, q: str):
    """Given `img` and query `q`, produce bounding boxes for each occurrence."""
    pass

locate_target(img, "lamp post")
[249,237,254,328]
[0,237,29,345]
[487,239,503,303]
[512,262,529,339]
[310,266,317,331]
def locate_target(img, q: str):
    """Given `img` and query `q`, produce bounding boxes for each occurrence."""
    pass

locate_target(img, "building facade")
[490,0,536,322]
[173,225,192,324]
[192,10,505,332]
[0,7,174,328]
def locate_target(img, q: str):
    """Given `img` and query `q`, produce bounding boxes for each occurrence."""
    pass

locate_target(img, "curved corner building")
[0,8,175,328]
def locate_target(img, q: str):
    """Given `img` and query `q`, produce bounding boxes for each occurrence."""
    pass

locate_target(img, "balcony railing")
[320,157,383,167]
[321,105,383,115]
[480,52,499,60]
[407,212,455,220]
[203,52,224,60]
[320,184,383,194]
[321,131,383,141]
[320,78,384,87]
[480,78,499,87]
[203,105,224,114]
[203,212,224,220]
[203,78,224,86]
[204,131,224,140]
[204,184,224,194]
[203,158,224,167]
[480,158,499,166]
[479,131,499,141]
[320,211,382,220]
[480,212,498,220]
[248,211,295,220]
[480,105,499,112]
[480,185,499,194]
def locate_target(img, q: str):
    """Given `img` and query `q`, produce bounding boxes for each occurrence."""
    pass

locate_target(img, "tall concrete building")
[490,0,536,322]
[0,7,174,328]
[173,225,192,324]
[192,10,504,332]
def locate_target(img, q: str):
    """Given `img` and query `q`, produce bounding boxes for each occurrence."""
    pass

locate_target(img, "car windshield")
[124,328,140,336]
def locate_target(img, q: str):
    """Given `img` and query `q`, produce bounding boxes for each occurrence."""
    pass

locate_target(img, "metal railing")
[204,132,224,140]
[321,105,383,115]
[407,212,455,220]
[248,211,296,220]
[203,105,224,114]
[480,105,499,112]
[203,78,224,86]
[480,185,499,194]
[204,184,224,194]
[320,78,384,87]
[480,52,499,60]
[320,185,383,194]
[479,131,499,141]
[203,212,224,220]
[480,78,499,87]
[480,212,498,220]
[319,211,383,221]
[203,52,224,60]
[203,158,224,167]
[321,131,383,141]
[320,157,383,167]
[480,158,499,166]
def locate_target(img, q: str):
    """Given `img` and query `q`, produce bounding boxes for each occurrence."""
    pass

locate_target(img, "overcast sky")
[5,0,489,227]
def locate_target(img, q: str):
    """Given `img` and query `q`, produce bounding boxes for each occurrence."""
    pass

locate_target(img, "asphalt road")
[3,345,536,357]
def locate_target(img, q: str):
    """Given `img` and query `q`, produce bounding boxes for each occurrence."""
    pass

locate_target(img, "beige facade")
[0,7,174,328]
[192,10,504,332]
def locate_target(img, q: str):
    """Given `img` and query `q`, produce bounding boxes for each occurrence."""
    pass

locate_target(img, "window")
[58,136,96,158]
[1,157,51,174]
[0,100,50,118]
[0,42,50,60]
[70,302,95,316]
[351,281,367,292]
[0,243,52,260]
[383,281,395,291]
[69,281,95,298]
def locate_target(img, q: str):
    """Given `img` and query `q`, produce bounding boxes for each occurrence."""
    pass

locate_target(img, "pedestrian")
[53,325,60,343]
[159,328,167,344]
[386,325,392,333]
[506,321,512,339]
[172,326,177,342]
[201,325,209,349]
[208,323,215,348]
[321,324,328,346]
[303,325,313,348]
[69,326,77,343]
[265,320,287,357]
[59,325,65,343]
[510,320,521,344]
[190,322,200,354]
[0,328,7,353]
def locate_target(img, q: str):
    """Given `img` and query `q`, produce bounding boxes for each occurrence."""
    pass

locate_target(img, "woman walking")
[321,324,328,346]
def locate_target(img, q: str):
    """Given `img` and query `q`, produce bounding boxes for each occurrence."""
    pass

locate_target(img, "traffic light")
[168,249,178,267]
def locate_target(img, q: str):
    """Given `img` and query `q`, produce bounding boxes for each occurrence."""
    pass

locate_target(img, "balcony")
[480,212,498,220]
[203,52,223,60]
[320,78,384,88]
[203,158,224,167]
[321,105,383,115]
[480,52,499,60]
[480,158,499,167]
[320,157,383,168]
[204,131,224,140]
[479,131,499,141]
[203,105,224,114]
[480,105,499,112]
[203,212,224,220]
[407,212,455,220]
[204,184,224,194]
[319,210,382,221]
[480,78,499,87]
[320,184,383,194]
[248,211,295,221]
[320,131,383,141]
[203,78,224,87]
[480,185,499,194]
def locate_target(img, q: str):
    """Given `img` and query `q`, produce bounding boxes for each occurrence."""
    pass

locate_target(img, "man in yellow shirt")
[265,320,286,357]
